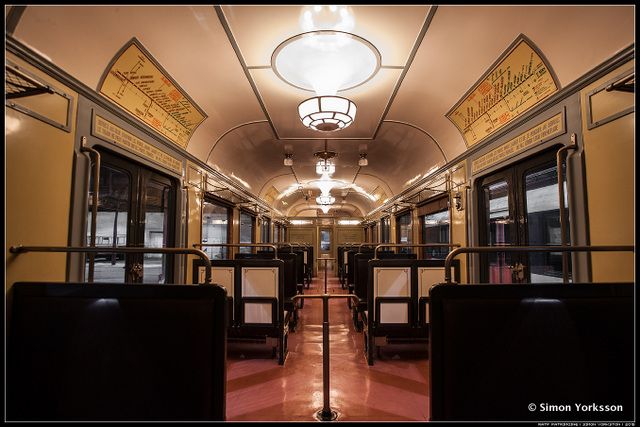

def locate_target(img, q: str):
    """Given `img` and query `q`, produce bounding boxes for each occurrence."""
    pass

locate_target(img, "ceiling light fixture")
[272,28,380,133]
[284,153,293,166]
[358,153,368,167]
[299,95,356,132]
[316,195,336,205]
[272,31,381,95]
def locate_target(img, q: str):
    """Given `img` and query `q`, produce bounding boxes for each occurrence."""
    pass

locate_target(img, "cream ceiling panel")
[388,5,635,158]
[14,6,266,159]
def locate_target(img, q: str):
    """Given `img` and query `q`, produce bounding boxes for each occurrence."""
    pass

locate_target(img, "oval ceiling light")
[299,95,356,132]
[272,30,381,95]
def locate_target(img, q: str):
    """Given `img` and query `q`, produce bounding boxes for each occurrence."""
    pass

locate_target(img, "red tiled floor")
[226,268,430,421]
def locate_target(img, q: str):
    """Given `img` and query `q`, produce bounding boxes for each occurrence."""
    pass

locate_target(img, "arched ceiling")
[10,5,635,218]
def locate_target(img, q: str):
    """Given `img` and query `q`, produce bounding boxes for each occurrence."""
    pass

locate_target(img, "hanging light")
[358,153,368,166]
[316,159,336,175]
[284,153,293,166]
[316,194,336,205]
[299,96,356,132]
[272,31,380,95]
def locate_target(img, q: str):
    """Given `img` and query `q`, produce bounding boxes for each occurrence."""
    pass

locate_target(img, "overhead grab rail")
[193,243,278,260]
[373,243,461,260]
[80,136,101,283]
[9,246,213,285]
[443,245,636,284]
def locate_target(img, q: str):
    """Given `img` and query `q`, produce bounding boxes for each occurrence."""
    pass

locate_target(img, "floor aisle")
[226,268,430,422]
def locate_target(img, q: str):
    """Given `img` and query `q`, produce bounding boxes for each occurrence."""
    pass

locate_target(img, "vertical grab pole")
[557,134,577,283]
[319,293,336,421]
[81,136,100,283]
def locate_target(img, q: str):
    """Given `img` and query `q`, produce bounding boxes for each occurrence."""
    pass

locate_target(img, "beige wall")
[580,60,635,282]
[6,52,78,293]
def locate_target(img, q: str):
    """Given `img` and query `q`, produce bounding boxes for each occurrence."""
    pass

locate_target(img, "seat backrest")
[278,252,298,300]
[7,282,228,421]
[415,259,459,325]
[354,251,375,300]
[429,283,634,421]
[236,259,284,326]
[368,259,415,326]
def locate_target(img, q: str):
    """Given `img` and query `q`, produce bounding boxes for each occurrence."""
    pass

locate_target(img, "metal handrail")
[292,292,359,421]
[194,243,278,260]
[9,245,213,284]
[557,134,578,283]
[443,245,636,284]
[373,243,461,260]
[358,242,381,252]
[80,137,100,283]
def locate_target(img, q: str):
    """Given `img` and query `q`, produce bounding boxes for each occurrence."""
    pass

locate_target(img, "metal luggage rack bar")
[373,243,462,260]
[9,246,213,284]
[193,243,279,260]
[443,245,635,284]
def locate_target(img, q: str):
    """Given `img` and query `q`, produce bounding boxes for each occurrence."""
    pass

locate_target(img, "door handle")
[129,262,143,282]
[509,262,526,283]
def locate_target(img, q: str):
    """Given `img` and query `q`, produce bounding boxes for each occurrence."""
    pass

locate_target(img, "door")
[86,149,176,283]
[478,148,571,283]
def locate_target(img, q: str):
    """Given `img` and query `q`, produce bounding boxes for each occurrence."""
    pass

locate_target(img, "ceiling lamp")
[316,159,336,175]
[319,205,331,214]
[316,195,336,205]
[358,153,368,167]
[299,96,356,132]
[284,153,293,166]
[272,31,381,95]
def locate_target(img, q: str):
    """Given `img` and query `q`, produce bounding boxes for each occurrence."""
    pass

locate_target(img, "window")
[419,196,450,259]
[239,211,255,254]
[320,229,331,251]
[395,211,412,253]
[261,217,271,243]
[202,199,230,260]
[380,216,390,243]
[478,148,571,283]
[422,210,450,259]
[85,149,175,284]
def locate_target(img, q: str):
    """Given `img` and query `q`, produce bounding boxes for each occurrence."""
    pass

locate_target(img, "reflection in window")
[86,166,129,283]
[320,230,331,251]
[525,164,571,282]
[381,217,390,243]
[485,180,513,283]
[422,210,450,259]
[261,218,271,243]
[239,212,255,254]
[202,201,229,260]
[396,212,412,253]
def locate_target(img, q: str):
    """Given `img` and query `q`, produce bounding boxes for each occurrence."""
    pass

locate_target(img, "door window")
[86,149,176,283]
[478,148,570,283]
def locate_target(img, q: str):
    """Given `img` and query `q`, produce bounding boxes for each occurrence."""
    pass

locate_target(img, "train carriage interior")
[4,4,636,423]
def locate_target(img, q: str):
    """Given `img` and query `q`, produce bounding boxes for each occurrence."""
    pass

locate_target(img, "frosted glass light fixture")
[272,30,380,95]
[299,96,356,132]
[316,159,336,175]
[316,195,336,205]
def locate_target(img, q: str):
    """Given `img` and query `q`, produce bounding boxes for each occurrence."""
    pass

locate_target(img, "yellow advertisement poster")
[447,36,558,147]
[99,39,206,149]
